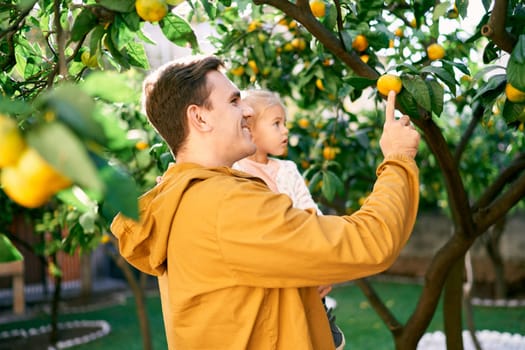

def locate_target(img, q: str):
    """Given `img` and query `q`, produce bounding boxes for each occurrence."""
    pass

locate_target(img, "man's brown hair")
[142,55,224,156]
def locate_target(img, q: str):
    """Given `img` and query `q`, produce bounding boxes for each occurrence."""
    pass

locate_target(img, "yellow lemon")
[16,148,72,194]
[505,83,525,103]
[291,38,306,51]
[352,34,368,52]
[310,0,326,18]
[136,0,168,22]
[427,43,445,60]
[315,78,325,91]
[247,60,259,74]
[135,140,149,151]
[0,115,26,167]
[322,146,336,160]
[81,51,98,68]
[298,118,310,128]
[230,66,245,76]
[1,166,52,208]
[377,74,403,96]
[394,28,403,37]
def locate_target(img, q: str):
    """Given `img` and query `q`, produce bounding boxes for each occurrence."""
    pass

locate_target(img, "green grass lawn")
[1,280,524,349]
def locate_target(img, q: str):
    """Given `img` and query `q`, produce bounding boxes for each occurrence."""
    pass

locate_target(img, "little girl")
[233,89,346,350]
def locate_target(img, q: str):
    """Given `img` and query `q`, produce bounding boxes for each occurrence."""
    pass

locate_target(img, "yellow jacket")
[111,154,419,349]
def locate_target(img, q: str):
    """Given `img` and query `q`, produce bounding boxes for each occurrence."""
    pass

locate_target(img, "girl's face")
[250,104,289,157]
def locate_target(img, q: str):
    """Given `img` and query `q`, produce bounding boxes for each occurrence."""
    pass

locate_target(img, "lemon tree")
[204,0,525,348]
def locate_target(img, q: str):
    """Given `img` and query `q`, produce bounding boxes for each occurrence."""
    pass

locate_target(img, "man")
[111,55,420,349]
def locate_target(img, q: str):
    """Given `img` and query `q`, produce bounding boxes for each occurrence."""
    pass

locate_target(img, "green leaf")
[126,41,150,69]
[472,74,506,101]
[56,187,96,214]
[99,165,140,221]
[71,8,98,42]
[425,80,444,117]
[160,13,199,50]
[455,0,468,18]
[322,170,344,202]
[502,100,525,123]
[308,170,323,193]
[421,65,456,95]
[104,33,131,69]
[35,83,107,145]
[89,25,106,54]
[96,0,135,13]
[0,234,23,262]
[507,35,525,91]
[396,89,420,119]
[433,3,449,20]
[0,96,33,116]
[345,76,377,90]
[402,75,432,112]
[120,11,142,32]
[26,122,105,197]
[81,71,139,103]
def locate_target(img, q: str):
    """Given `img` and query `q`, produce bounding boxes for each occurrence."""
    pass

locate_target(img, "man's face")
[202,71,256,165]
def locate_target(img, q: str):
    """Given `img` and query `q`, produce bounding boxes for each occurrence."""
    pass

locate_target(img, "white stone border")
[0,320,111,349]
[418,330,525,350]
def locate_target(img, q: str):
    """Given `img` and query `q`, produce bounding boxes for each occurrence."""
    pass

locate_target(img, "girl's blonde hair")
[243,89,285,126]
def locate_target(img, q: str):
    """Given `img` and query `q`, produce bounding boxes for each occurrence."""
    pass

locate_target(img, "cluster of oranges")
[0,114,72,208]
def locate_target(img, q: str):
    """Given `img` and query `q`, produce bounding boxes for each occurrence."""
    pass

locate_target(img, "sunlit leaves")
[160,13,199,50]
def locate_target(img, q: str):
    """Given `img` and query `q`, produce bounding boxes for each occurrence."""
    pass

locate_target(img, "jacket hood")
[110,162,255,276]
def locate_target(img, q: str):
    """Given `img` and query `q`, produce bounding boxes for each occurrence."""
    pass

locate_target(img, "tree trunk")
[484,218,507,299]
[444,258,465,350]
[49,253,62,346]
[463,251,482,350]
[80,251,92,300]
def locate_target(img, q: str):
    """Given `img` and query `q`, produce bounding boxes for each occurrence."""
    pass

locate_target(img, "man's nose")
[242,104,254,118]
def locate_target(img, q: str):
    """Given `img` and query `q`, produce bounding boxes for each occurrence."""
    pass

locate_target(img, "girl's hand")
[318,284,333,299]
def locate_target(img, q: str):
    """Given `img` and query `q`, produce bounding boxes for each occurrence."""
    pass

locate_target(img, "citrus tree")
[2,0,525,349]
[203,0,525,349]
[0,0,187,347]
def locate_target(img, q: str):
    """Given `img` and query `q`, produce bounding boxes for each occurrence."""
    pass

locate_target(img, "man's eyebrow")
[229,91,241,100]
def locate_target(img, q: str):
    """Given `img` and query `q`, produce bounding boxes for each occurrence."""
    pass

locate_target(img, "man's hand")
[379,91,420,159]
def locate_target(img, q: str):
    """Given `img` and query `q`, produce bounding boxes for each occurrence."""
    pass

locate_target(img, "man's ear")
[187,104,212,132]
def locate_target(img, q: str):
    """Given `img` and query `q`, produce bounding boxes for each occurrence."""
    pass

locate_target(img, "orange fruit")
[247,20,261,33]
[505,83,525,103]
[315,78,325,91]
[298,118,310,128]
[377,74,402,96]
[322,146,336,160]
[1,148,72,208]
[247,60,259,74]
[427,43,445,60]
[0,114,26,167]
[310,0,326,18]
[352,34,368,52]
[135,0,168,22]
[230,66,245,76]
[291,38,306,51]
[135,140,149,150]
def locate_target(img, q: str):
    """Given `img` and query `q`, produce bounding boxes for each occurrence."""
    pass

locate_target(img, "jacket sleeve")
[216,154,419,287]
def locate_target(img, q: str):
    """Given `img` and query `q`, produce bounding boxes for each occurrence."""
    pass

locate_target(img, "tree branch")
[473,152,525,211]
[355,278,403,334]
[480,0,516,53]
[253,0,378,79]
[454,104,483,165]
[474,167,525,233]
